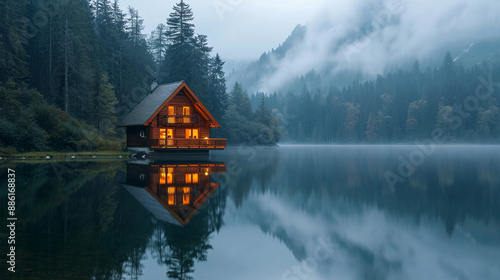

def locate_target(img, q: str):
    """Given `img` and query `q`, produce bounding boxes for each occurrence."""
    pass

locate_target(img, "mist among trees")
[1,0,498,154]
[249,53,500,143]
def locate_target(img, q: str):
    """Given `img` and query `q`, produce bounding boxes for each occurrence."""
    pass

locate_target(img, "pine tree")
[149,24,168,65]
[93,74,118,136]
[344,103,361,141]
[111,0,126,27]
[0,0,30,83]
[231,83,253,119]
[127,7,144,43]
[365,112,381,141]
[190,34,212,102]
[28,0,98,118]
[208,54,228,121]
[255,95,281,143]
[162,0,196,83]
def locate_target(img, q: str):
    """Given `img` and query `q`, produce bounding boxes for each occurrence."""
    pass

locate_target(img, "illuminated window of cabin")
[160,168,167,185]
[159,129,166,146]
[168,106,175,123]
[159,167,166,184]
[185,173,198,184]
[182,187,190,205]
[185,129,198,139]
[167,129,174,139]
[183,106,190,123]
[168,187,175,205]
[167,168,173,184]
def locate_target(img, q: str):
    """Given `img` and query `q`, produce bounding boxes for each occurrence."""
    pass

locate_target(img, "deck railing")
[150,138,226,149]
[159,115,199,126]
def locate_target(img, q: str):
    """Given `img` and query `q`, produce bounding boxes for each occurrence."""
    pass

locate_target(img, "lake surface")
[1,145,500,280]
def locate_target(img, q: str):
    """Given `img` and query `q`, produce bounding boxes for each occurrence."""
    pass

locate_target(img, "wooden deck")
[149,138,226,150]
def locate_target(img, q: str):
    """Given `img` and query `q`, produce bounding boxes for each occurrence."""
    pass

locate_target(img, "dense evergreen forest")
[0,0,279,153]
[250,55,500,143]
[1,0,498,153]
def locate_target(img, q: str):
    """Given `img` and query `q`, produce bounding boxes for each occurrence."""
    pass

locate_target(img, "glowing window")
[168,106,175,123]
[185,129,198,139]
[168,187,175,205]
[183,187,190,205]
[167,129,174,139]
[159,129,166,146]
[159,167,166,184]
[185,173,198,184]
[167,168,173,184]
[183,107,191,123]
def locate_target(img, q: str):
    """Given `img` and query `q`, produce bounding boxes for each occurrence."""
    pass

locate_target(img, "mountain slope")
[227,0,500,94]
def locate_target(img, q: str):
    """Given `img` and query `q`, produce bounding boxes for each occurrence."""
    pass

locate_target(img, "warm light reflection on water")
[1,145,499,280]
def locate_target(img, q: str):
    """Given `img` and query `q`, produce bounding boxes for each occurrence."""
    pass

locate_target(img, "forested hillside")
[0,0,281,153]
[249,53,500,143]
[2,0,498,152]
[0,0,154,152]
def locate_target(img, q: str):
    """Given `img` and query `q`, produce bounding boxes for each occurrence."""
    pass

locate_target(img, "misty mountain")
[227,0,500,94]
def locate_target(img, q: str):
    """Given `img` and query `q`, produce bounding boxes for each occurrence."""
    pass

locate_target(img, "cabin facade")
[121,81,226,152]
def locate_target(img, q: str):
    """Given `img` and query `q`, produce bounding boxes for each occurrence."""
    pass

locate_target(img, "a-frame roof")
[121,81,220,127]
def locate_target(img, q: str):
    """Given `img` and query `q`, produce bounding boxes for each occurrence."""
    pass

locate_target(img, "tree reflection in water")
[124,161,227,280]
[0,160,227,280]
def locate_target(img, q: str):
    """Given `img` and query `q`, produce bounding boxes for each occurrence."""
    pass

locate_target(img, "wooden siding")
[126,164,150,186]
[148,92,210,140]
[126,126,149,147]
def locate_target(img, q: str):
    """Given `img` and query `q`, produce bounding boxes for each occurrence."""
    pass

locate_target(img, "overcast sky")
[117,0,328,62]
[117,0,500,92]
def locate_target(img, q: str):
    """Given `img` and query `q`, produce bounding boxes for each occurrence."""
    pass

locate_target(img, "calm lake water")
[1,145,500,280]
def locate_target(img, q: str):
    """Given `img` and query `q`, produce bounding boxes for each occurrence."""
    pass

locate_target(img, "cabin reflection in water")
[123,162,226,226]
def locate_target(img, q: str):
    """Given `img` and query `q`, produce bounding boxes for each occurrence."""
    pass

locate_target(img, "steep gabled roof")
[121,81,220,127]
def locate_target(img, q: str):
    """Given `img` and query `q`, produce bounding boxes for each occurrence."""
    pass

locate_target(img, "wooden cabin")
[123,161,226,226]
[121,81,226,153]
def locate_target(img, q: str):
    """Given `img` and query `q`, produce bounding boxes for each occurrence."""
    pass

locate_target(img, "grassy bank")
[0,150,131,161]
